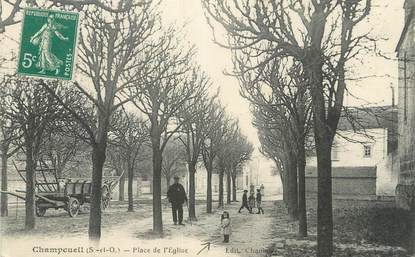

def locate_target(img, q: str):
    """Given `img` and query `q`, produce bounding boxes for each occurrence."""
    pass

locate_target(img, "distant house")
[396,0,415,210]
[306,106,398,199]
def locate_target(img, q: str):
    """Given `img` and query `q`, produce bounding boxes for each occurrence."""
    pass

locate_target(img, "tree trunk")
[280,168,287,204]
[297,143,307,237]
[231,173,237,202]
[206,164,212,213]
[1,149,8,217]
[152,141,163,235]
[188,162,197,220]
[25,141,35,230]
[409,207,415,253]
[56,165,63,179]
[307,58,334,256]
[218,167,224,208]
[306,7,333,255]
[118,171,125,201]
[315,135,333,257]
[127,165,134,212]
[287,152,298,221]
[226,171,231,204]
[88,143,106,240]
[166,176,171,191]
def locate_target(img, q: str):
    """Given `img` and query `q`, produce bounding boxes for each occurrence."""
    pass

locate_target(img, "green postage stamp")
[17,8,79,80]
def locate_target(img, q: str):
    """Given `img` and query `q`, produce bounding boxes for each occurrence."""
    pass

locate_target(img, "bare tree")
[257,130,288,202]
[177,73,212,221]
[110,111,148,212]
[0,77,22,217]
[39,117,88,178]
[202,1,372,255]
[227,132,253,203]
[236,55,313,235]
[43,0,157,239]
[216,120,239,208]
[6,78,64,230]
[252,100,299,220]
[222,127,253,205]
[253,105,288,202]
[129,29,206,234]
[201,102,227,213]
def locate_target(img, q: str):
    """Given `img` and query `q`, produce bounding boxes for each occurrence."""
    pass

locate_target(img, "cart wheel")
[67,197,80,217]
[36,205,46,217]
[101,185,111,210]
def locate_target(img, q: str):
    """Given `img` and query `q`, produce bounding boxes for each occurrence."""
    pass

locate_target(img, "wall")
[305,166,377,198]
[376,151,400,196]
[397,11,415,210]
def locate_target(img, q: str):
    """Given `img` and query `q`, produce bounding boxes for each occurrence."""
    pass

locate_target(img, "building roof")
[338,105,398,153]
[305,106,398,158]
[338,106,397,131]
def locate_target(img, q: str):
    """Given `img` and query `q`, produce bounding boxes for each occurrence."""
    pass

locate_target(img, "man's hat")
[243,189,248,192]
[173,175,180,180]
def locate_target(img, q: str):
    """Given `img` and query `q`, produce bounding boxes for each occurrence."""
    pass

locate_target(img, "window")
[363,145,372,158]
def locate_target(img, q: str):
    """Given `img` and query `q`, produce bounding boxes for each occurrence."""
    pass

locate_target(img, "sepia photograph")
[0,0,414,257]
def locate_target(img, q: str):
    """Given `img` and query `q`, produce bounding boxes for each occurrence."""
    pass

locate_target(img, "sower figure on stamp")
[238,190,251,213]
[167,175,188,225]
[30,14,69,75]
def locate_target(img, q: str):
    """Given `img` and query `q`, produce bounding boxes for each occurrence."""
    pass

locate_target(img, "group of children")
[220,188,265,243]
[238,189,264,214]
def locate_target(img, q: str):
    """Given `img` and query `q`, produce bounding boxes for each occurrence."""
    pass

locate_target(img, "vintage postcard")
[0,1,414,257]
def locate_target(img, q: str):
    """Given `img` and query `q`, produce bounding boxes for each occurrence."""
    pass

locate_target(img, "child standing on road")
[256,189,264,214]
[221,211,231,243]
[248,192,256,213]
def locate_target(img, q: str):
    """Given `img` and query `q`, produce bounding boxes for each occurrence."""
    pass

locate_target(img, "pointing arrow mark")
[196,242,211,255]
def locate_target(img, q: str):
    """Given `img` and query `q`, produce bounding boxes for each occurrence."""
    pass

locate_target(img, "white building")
[306,106,398,198]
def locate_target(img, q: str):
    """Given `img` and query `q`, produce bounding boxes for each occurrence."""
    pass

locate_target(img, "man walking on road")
[167,175,188,225]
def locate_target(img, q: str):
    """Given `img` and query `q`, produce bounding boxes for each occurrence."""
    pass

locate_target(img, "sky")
[0,0,407,173]
[160,0,256,142]
[159,0,406,162]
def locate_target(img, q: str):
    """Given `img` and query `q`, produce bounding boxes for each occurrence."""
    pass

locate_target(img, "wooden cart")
[2,163,121,217]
